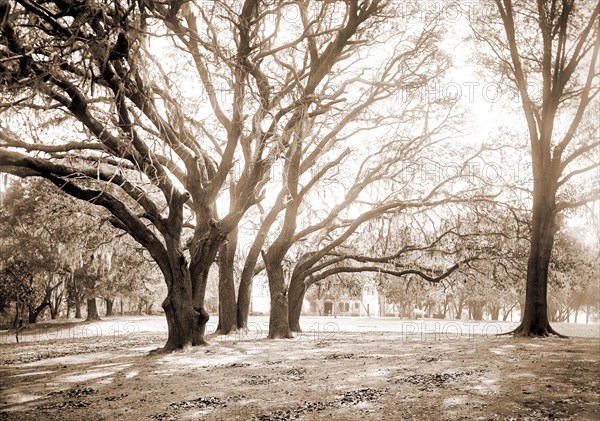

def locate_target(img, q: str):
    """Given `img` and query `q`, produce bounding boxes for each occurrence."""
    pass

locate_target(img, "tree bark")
[105,298,114,316]
[28,301,49,324]
[236,277,252,329]
[288,276,307,332]
[469,300,484,320]
[453,296,464,320]
[217,229,238,334]
[28,284,53,323]
[161,249,210,350]
[488,304,500,321]
[512,187,562,336]
[50,295,61,319]
[86,298,101,321]
[266,257,292,339]
[237,192,286,329]
[188,221,226,347]
[50,282,63,319]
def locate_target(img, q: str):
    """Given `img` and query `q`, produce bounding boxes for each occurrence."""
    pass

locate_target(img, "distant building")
[250,275,398,318]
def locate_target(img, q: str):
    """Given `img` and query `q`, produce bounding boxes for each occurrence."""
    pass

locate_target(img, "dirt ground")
[0,316,598,420]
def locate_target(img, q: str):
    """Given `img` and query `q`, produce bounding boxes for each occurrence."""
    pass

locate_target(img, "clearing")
[0,316,598,420]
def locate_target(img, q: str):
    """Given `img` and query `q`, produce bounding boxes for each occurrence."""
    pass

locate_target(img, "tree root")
[498,323,568,338]
[212,327,241,336]
[546,325,568,338]
[148,344,192,356]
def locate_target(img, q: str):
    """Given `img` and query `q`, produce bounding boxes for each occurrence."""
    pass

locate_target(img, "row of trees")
[3,177,597,328]
[0,0,598,349]
[0,179,164,326]
[297,203,599,323]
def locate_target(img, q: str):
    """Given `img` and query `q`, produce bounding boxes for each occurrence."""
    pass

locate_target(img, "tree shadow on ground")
[0,331,599,420]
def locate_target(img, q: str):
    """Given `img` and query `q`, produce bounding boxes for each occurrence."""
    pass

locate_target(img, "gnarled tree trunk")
[28,283,53,323]
[28,301,49,324]
[265,256,292,339]
[237,192,286,329]
[161,254,210,350]
[236,275,252,329]
[217,229,238,334]
[86,298,101,321]
[288,275,307,332]
[105,298,114,316]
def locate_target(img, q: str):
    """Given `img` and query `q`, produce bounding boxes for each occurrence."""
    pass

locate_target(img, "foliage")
[0,178,163,320]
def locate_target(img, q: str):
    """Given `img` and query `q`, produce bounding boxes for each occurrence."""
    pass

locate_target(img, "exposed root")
[267,333,294,340]
[498,323,568,338]
[547,325,568,338]
[148,342,200,356]
[212,328,241,336]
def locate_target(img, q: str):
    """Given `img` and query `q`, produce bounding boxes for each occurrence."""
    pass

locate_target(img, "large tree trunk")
[28,301,49,324]
[237,244,262,330]
[237,193,286,329]
[50,284,63,319]
[453,296,464,320]
[266,258,292,339]
[162,291,205,350]
[186,219,226,348]
[217,229,238,334]
[74,282,84,319]
[28,285,52,323]
[161,247,211,350]
[512,185,563,336]
[469,300,485,320]
[488,304,500,321]
[236,276,252,329]
[50,295,61,319]
[105,298,114,316]
[86,298,101,321]
[288,276,307,332]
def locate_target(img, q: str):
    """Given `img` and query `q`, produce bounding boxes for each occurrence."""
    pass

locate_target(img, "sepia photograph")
[0,0,599,419]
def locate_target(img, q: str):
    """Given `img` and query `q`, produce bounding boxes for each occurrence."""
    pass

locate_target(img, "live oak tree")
[285,201,490,330]
[0,178,152,320]
[0,261,35,326]
[0,179,76,323]
[102,239,163,317]
[260,131,497,334]
[472,0,600,335]
[547,229,598,322]
[0,0,395,349]
[215,0,413,335]
[232,7,468,336]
